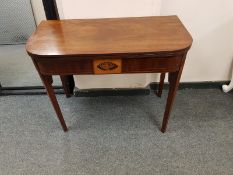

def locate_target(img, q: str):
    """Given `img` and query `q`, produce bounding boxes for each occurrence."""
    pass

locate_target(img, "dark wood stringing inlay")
[97,62,118,71]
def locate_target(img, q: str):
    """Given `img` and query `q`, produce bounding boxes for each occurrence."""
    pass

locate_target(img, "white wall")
[59,0,161,89]
[161,0,233,82]
[31,0,46,25]
[57,0,233,89]
[59,0,161,19]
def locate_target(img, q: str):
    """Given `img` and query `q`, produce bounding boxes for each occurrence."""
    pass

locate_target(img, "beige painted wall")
[31,0,46,25]
[161,0,233,82]
[56,0,233,88]
[59,0,161,19]
[59,0,161,89]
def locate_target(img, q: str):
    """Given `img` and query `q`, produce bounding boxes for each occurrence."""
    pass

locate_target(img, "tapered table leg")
[161,72,180,133]
[156,73,166,97]
[60,75,74,98]
[41,75,68,132]
[161,55,186,133]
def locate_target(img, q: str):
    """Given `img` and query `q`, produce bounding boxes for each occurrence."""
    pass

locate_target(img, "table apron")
[35,56,182,75]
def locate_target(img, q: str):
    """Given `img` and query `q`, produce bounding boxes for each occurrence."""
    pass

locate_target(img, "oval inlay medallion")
[97,62,118,71]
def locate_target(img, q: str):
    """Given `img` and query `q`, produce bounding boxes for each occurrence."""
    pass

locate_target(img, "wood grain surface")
[26,16,193,133]
[26,16,192,57]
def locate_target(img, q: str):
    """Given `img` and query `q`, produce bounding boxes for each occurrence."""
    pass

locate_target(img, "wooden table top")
[26,16,192,57]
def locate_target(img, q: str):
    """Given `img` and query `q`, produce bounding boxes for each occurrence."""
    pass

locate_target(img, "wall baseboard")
[74,81,230,97]
[150,81,230,90]
[0,86,63,96]
[74,88,150,97]
[0,81,230,96]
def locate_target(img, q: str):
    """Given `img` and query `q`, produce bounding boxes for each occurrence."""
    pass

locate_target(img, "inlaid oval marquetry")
[93,59,122,74]
[97,62,118,71]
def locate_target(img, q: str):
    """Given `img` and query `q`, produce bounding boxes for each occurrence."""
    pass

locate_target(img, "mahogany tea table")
[26,16,193,133]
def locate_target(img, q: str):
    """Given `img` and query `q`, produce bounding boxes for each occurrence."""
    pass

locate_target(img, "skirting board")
[0,81,230,96]
[0,85,63,96]
[74,81,230,97]
[150,81,231,90]
[74,88,150,97]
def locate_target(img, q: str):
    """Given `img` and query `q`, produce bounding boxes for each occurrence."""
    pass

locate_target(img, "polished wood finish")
[157,73,166,97]
[41,75,68,131]
[35,56,182,75]
[93,59,122,74]
[36,58,93,75]
[60,75,74,97]
[42,0,75,97]
[26,16,192,57]
[161,54,187,133]
[122,56,181,73]
[26,16,192,132]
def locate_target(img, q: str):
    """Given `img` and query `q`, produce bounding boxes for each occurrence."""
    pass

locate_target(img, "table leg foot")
[41,75,68,132]
[161,127,166,133]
